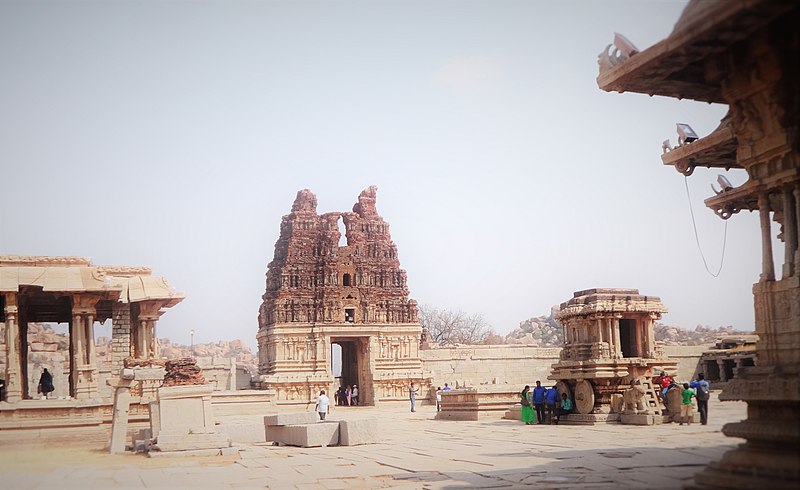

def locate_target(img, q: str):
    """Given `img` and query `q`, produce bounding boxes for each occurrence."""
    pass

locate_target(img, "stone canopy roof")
[557,288,667,319]
[596,0,795,103]
[0,255,183,306]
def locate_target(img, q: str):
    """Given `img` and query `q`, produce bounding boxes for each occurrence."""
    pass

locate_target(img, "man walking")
[545,384,560,424]
[315,390,331,420]
[409,382,419,412]
[690,373,710,425]
[531,380,547,425]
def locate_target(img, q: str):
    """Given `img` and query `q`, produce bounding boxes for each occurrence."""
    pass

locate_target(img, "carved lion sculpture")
[622,380,647,415]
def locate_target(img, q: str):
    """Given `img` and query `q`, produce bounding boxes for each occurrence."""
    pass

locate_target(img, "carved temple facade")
[0,256,183,402]
[255,187,428,404]
[597,1,800,487]
[550,288,676,417]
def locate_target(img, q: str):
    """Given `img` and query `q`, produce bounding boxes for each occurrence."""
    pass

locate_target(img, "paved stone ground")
[0,394,744,489]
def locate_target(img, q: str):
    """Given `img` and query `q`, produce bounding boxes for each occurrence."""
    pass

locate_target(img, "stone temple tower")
[255,186,427,405]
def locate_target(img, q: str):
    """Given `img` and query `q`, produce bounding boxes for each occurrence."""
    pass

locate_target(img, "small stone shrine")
[255,187,428,405]
[149,358,232,457]
[1,255,183,403]
[549,288,677,424]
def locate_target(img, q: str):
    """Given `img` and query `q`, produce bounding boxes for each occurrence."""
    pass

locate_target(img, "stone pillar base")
[74,365,98,400]
[691,365,800,489]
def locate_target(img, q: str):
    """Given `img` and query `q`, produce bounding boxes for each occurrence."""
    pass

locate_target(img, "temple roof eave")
[596,0,792,102]
[557,304,668,320]
[557,288,668,320]
[704,181,760,220]
[0,257,183,307]
[662,124,738,176]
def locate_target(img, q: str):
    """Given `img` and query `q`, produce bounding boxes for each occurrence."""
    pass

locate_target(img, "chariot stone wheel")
[555,381,572,401]
[573,379,595,414]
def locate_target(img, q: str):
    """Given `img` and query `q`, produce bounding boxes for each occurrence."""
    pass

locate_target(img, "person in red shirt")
[657,371,674,401]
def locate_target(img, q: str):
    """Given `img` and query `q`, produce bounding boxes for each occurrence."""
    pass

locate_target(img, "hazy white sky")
[1,1,776,350]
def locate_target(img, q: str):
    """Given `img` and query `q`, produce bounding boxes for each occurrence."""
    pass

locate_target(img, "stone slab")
[265,424,287,443]
[338,418,378,446]
[216,422,267,444]
[154,432,231,452]
[264,412,319,427]
[279,421,339,448]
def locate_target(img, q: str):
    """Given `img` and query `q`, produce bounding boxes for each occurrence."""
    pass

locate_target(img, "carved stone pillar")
[137,300,165,359]
[795,187,800,276]
[759,193,776,281]
[71,294,101,400]
[646,314,657,358]
[3,293,22,402]
[717,360,727,382]
[782,188,797,278]
[612,316,622,358]
[604,317,613,355]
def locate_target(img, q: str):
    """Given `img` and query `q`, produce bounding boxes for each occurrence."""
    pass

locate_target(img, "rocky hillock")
[503,313,754,347]
[505,315,564,347]
[156,338,258,375]
[653,323,754,346]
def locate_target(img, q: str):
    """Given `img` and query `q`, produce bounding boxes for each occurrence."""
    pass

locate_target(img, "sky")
[0,1,778,351]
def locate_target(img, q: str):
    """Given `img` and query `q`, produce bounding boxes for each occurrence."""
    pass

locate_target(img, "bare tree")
[419,305,492,345]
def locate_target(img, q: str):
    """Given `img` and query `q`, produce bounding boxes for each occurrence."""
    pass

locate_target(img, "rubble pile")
[162,358,206,387]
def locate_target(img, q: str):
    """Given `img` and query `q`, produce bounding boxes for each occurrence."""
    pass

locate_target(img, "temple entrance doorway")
[16,289,74,399]
[619,319,637,358]
[722,359,736,381]
[705,360,721,382]
[330,337,371,406]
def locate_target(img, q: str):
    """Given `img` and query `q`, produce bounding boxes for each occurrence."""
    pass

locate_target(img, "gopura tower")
[256,186,426,405]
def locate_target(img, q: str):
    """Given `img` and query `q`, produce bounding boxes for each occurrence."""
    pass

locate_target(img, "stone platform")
[436,386,518,421]
[0,392,743,489]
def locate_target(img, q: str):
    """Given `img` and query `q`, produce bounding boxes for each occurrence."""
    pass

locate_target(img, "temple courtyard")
[1,393,745,489]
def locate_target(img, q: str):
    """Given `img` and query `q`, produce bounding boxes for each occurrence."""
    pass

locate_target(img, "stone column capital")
[137,300,167,320]
[3,291,18,311]
[72,293,101,314]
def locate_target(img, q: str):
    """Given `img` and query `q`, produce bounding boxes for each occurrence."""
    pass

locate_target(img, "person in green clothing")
[520,385,536,425]
[680,382,695,425]
[554,392,573,425]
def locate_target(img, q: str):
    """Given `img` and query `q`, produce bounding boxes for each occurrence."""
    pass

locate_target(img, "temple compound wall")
[255,187,427,404]
[0,256,183,403]
[419,344,705,404]
[421,346,560,389]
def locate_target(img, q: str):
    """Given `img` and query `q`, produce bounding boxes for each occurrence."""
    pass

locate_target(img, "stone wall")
[110,303,131,372]
[196,357,236,391]
[420,344,708,395]
[421,345,561,390]
[662,345,712,382]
